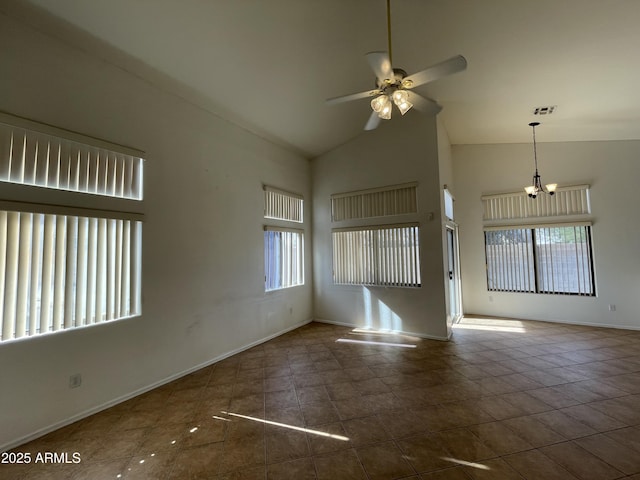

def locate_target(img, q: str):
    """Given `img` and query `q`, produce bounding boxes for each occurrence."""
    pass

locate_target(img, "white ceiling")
[12,0,640,158]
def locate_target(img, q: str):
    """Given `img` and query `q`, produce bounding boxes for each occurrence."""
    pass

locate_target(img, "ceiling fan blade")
[366,51,395,83]
[403,55,467,88]
[407,91,442,115]
[326,89,381,105]
[364,111,382,131]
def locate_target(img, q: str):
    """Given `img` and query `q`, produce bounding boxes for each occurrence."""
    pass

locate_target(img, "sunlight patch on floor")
[336,338,417,348]
[219,411,350,441]
[453,316,527,333]
[350,328,422,342]
[442,457,491,470]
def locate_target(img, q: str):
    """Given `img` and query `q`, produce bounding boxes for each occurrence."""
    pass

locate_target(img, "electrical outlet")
[69,373,82,389]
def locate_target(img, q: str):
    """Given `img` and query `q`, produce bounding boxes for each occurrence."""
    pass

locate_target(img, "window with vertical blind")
[0,113,144,342]
[263,186,304,291]
[264,227,304,291]
[331,182,418,222]
[0,120,143,199]
[332,224,421,287]
[484,224,595,296]
[264,185,303,223]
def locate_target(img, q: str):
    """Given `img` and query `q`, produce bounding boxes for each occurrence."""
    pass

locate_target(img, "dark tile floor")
[4,317,640,479]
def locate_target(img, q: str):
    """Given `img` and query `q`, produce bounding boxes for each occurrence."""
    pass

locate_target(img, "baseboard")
[1,317,313,453]
[313,317,450,341]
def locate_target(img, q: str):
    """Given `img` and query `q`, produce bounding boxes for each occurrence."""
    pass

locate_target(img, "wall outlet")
[69,373,82,389]
[608,304,616,312]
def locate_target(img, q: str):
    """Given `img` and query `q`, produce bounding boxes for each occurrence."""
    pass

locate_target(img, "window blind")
[331,182,418,222]
[264,186,303,223]
[332,224,421,287]
[0,121,143,200]
[0,113,144,342]
[484,224,595,296]
[482,185,590,222]
[0,209,142,341]
[264,227,304,291]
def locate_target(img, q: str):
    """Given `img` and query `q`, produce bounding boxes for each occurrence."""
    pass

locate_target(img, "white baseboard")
[1,317,313,453]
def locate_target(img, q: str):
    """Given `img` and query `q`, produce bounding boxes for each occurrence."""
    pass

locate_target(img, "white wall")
[0,11,312,449]
[453,140,640,330]
[312,114,449,339]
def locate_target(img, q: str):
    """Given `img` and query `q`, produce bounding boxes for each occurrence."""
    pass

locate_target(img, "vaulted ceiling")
[8,0,640,158]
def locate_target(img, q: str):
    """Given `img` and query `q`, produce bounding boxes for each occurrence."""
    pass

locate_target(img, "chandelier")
[524,122,557,198]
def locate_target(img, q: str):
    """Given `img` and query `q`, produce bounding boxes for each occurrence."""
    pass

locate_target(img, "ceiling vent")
[533,105,556,115]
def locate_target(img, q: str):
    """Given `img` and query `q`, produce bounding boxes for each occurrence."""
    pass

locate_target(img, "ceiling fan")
[326,0,467,131]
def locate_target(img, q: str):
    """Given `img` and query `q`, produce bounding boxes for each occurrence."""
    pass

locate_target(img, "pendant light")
[524,122,557,198]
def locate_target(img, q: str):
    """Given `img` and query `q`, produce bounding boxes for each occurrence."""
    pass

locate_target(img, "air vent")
[533,105,556,115]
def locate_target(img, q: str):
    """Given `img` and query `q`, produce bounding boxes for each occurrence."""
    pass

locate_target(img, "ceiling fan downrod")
[387,0,393,65]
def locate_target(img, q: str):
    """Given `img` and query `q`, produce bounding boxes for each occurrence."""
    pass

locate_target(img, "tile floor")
[4,316,640,480]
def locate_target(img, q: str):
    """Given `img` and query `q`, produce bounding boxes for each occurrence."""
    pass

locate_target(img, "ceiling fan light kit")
[524,122,557,198]
[326,0,467,130]
[370,77,413,119]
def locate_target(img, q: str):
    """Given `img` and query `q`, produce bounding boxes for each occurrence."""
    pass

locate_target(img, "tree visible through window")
[485,225,595,295]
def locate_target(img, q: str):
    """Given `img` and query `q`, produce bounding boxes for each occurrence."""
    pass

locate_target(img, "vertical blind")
[0,121,143,200]
[264,227,304,291]
[264,186,303,223]
[331,183,418,222]
[332,224,421,287]
[485,224,595,296]
[0,210,142,341]
[482,185,590,222]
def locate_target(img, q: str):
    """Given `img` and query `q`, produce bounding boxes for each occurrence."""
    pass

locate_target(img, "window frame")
[264,227,305,292]
[263,185,305,292]
[484,223,596,296]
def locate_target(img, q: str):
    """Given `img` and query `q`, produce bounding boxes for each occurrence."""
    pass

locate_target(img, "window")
[331,182,417,222]
[0,114,143,342]
[263,186,304,291]
[264,228,304,291]
[264,185,303,223]
[332,224,421,287]
[485,224,595,296]
[0,121,143,199]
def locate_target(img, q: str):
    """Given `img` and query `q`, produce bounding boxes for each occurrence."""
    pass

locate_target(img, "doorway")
[446,224,463,324]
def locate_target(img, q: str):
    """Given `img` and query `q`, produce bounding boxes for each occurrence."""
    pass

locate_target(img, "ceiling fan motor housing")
[376,68,408,90]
